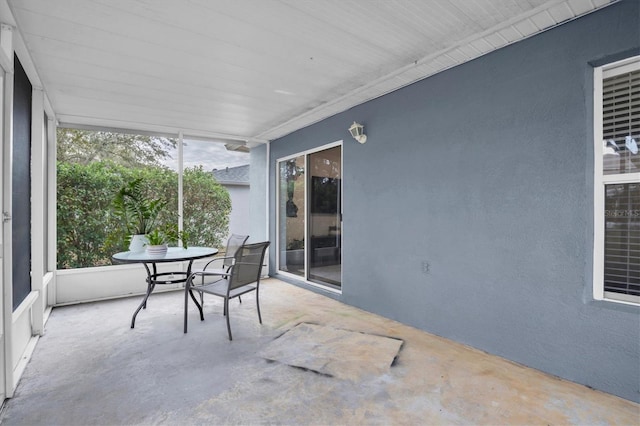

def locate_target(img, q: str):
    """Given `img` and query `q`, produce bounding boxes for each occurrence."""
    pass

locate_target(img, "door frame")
[1,48,11,401]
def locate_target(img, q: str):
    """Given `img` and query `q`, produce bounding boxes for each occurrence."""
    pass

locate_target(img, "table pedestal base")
[130,262,193,328]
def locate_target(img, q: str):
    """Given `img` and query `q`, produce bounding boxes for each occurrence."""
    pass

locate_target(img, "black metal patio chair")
[184,241,270,340]
[194,233,249,279]
[191,233,248,305]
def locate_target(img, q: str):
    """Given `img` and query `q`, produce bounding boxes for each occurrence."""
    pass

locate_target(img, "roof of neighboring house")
[212,164,250,186]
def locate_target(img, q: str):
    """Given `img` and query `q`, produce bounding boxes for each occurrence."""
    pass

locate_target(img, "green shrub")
[57,161,230,269]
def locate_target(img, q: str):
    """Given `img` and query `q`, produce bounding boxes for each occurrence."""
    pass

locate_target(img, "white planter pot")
[129,234,149,253]
[146,244,168,256]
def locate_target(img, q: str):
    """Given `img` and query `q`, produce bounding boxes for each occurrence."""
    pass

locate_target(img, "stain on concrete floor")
[258,322,403,381]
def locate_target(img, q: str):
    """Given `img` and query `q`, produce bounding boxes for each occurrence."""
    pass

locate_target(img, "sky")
[162,139,250,171]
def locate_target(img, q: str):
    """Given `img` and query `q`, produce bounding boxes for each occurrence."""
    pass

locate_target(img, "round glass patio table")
[112,246,218,328]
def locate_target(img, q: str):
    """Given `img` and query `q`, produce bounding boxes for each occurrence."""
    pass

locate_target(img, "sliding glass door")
[308,146,341,287]
[278,144,342,290]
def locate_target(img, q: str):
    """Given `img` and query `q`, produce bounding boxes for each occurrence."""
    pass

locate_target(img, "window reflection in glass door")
[278,156,305,277]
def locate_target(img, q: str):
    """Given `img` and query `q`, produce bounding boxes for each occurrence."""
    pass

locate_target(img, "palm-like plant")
[113,178,166,236]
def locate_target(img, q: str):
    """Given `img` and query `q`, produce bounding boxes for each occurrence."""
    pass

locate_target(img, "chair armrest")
[201,256,234,270]
[186,270,227,288]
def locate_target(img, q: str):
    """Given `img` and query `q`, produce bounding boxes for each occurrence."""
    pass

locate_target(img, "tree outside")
[57,128,176,167]
[57,128,231,269]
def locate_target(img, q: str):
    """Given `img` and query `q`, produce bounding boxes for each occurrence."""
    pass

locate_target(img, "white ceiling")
[6,0,613,145]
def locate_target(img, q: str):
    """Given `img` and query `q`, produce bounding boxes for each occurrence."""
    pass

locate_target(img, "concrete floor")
[0,278,637,425]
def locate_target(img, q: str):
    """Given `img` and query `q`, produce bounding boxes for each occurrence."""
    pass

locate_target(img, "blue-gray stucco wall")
[263,0,640,402]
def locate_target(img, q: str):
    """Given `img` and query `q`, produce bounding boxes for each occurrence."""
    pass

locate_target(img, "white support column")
[46,114,56,306]
[30,88,45,336]
[265,141,271,274]
[178,132,184,235]
[3,67,14,398]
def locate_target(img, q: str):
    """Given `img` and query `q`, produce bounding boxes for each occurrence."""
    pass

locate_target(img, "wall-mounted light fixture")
[348,121,367,144]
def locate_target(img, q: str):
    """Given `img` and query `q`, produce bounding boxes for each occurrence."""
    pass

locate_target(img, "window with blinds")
[598,58,640,304]
[602,70,640,175]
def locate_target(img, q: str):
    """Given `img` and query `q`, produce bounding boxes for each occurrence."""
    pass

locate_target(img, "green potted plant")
[145,225,189,256]
[113,178,167,252]
[145,228,169,256]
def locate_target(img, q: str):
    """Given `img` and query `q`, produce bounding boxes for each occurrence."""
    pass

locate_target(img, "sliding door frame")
[275,140,343,294]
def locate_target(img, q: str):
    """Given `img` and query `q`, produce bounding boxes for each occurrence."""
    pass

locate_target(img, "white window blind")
[602,70,640,175]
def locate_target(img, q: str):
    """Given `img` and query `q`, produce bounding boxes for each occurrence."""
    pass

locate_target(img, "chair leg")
[200,276,205,307]
[225,297,232,340]
[256,288,262,324]
[183,286,189,333]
